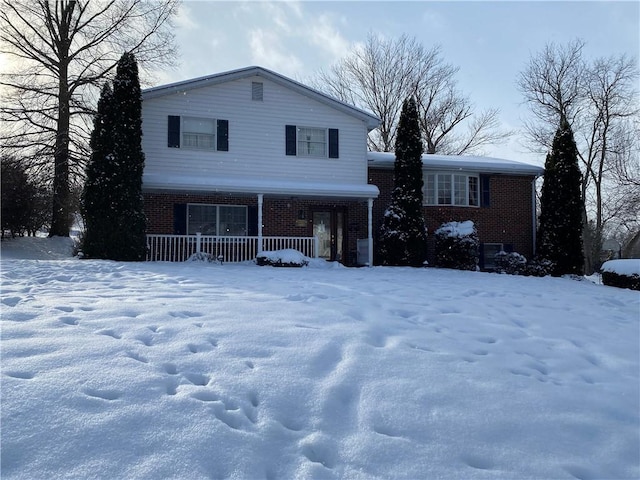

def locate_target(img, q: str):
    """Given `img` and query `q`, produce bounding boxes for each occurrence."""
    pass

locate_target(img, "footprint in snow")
[60,316,79,326]
[82,387,122,401]
[4,371,36,380]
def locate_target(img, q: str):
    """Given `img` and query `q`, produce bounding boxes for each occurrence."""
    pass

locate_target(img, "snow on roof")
[143,173,379,199]
[368,151,544,176]
[142,66,380,131]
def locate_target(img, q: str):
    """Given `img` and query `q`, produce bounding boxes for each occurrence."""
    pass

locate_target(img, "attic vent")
[252,81,263,101]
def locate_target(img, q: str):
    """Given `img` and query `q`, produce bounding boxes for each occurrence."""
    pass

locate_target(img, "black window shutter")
[173,204,187,235]
[217,119,229,151]
[480,174,491,207]
[328,128,339,158]
[479,243,485,270]
[504,243,514,253]
[247,205,258,236]
[285,125,297,156]
[168,116,181,148]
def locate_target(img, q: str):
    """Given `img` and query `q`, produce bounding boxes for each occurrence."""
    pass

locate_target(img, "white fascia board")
[143,174,379,199]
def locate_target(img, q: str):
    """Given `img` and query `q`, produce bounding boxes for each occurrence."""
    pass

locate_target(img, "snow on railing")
[146,234,318,263]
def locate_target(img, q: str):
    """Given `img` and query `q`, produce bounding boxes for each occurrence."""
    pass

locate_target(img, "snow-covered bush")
[525,257,555,277]
[256,249,310,267]
[493,250,554,277]
[601,259,640,291]
[434,221,479,271]
[187,252,216,263]
[494,251,527,275]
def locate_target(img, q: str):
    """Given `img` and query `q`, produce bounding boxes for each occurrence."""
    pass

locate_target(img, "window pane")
[188,205,217,235]
[424,174,435,205]
[454,175,467,206]
[183,117,214,134]
[297,127,326,157]
[468,176,479,206]
[219,206,247,236]
[437,174,452,204]
[484,243,503,269]
[183,117,215,149]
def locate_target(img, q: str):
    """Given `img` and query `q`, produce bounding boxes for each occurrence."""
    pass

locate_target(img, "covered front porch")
[143,176,379,266]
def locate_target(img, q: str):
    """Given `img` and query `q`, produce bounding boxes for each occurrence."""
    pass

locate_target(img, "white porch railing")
[146,234,319,263]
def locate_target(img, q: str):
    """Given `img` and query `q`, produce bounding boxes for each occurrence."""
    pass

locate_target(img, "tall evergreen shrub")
[377,97,428,266]
[82,52,147,261]
[537,116,584,276]
[81,83,115,258]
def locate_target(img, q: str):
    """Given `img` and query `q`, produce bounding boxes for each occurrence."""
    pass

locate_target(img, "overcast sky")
[153,1,638,165]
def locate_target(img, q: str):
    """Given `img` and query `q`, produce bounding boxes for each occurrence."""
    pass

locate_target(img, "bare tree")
[313,33,510,154]
[518,39,640,272]
[0,0,179,236]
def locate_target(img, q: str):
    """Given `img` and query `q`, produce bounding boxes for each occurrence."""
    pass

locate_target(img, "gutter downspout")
[531,175,541,256]
[367,198,374,267]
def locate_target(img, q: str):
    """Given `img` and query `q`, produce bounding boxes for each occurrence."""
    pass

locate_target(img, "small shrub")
[525,257,555,277]
[494,251,527,275]
[492,251,554,277]
[434,221,479,271]
[601,260,640,290]
[601,272,640,290]
[187,252,216,263]
[256,249,309,267]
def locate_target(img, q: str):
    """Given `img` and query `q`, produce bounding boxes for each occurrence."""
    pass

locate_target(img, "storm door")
[312,208,345,262]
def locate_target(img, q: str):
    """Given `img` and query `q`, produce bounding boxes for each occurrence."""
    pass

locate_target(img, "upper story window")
[424,172,479,207]
[167,115,229,151]
[298,127,326,157]
[187,204,247,236]
[285,125,339,158]
[183,117,215,149]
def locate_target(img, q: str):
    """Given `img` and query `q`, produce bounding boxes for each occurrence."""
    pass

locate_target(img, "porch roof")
[142,174,379,199]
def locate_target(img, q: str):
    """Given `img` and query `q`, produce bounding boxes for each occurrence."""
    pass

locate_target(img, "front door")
[312,208,345,262]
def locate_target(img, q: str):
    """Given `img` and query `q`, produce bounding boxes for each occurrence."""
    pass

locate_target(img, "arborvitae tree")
[537,115,584,276]
[81,53,147,261]
[82,83,115,259]
[109,52,147,261]
[377,97,428,266]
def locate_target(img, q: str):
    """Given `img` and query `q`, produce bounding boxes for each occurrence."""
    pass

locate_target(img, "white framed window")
[297,127,327,157]
[424,172,479,207]
[187,204,247,236]
[183,117,215,150]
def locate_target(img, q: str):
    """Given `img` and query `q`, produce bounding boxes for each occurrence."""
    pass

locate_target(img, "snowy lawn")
[1,237,639,479]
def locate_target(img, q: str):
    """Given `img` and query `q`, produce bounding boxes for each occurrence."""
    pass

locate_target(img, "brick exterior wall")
[144,168,536,266]
[144,192,369,265]
[368,168,537,264]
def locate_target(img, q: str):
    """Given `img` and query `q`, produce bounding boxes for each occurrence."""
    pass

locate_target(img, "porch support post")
[367,198,374,267]
[257,193,264,254]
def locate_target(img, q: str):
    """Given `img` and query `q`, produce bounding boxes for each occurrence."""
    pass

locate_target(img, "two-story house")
[142,66,380,265]
[141,66,543,268]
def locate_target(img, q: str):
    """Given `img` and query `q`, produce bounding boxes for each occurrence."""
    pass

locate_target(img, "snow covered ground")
[1,237,639,479]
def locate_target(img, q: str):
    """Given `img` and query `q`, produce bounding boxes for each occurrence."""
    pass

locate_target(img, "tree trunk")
[49,3,72,237]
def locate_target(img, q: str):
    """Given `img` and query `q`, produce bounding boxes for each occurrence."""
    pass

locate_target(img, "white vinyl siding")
[187,204,247,236]
[424,172,479,207]
[142,75,369,186]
